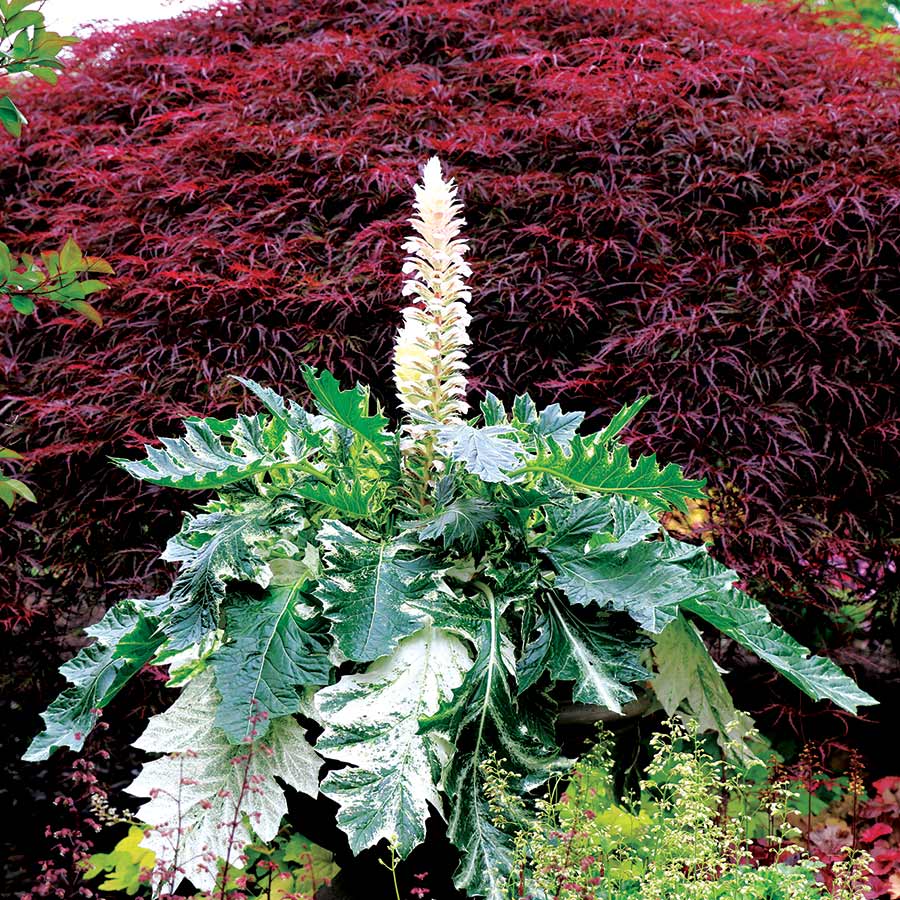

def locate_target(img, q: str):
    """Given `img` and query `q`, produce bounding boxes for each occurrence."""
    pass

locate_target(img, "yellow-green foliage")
[84,827,339,899]
[83,826,155,894]
[484,723,871,900]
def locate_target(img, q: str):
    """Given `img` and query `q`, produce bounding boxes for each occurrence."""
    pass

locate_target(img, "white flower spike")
[393,156,472,425]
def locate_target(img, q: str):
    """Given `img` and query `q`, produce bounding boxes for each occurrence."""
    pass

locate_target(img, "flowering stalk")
[393,156,472,426]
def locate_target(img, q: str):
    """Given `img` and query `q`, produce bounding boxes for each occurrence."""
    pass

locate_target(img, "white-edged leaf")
[518,596,650,713]
[24,601,162,761]
[435,424,523,483]
[315,626,473,856]
[210,587,332,742]
[160,504,274,650]
[409,497,497,550]
[425,590,566,900]
[315,521,440,662]
[127,672,321,893]
[658,537,878,714]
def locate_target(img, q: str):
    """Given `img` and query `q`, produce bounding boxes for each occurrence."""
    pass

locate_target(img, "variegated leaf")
[210,586,332,742]
[315,521,441,662]
[127,672,321,893]
[315,626,473,855]
[518,595,649,713]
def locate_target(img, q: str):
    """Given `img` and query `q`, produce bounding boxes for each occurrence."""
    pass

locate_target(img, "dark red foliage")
[1,0,899,712]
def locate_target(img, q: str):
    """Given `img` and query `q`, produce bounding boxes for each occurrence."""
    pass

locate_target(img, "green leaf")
[0,94,26,136]
[435,424,523,483]
[652,614,756,759]
[594,397,652,444]
[30,65,59,84]
[65,299,103,326]
[511,393,538,424]
[126,672,321,894]
[409,497,497,550]
[659,537,877,714]
[3,1,44,19]
[584,496,660,553]
[301,366,390,458]
[24,601,163,761]
[426,589,565,900]
[9,294,35,314]
[315,626,473,856]
[0,475,35,505]
[517,435,706,512]
[210,587,332,742]
[114,414,303,490]
[59,236,84,270]
[315,522,439,662]
[518,595,650,713]
[533,403,584,448]
[85,255,115,275]
[4,8,42,30]
[160,503,274,650]
[548,540,705,633]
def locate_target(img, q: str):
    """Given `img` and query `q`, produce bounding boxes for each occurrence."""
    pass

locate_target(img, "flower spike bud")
[393,156,472,425]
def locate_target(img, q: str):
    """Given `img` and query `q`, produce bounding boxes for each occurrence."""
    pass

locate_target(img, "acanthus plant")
[24,158,876,900]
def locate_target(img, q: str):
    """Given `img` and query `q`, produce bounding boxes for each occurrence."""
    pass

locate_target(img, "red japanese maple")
[1,0,898,683]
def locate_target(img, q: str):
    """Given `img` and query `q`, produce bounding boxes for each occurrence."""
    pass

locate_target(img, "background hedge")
[2,0,899,887]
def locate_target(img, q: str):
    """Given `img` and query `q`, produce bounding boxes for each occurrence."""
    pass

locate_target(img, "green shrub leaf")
[113,414,301,490]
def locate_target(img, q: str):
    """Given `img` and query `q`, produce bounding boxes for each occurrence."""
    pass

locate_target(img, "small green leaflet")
[518,596,650,713]
[516,435,706,512]
[127,672,321,894]
[652,615,756,760]
[113,414,298,490]
[435,424,523,483]
[426,590,564,900]
[315,626,473,856]
[24,601,163,761]
[409,497,497,550]
[210,586,332,742]
[532,403,584,448]
[315,521,441,662]
[301,366,391,459]
[160,504,274,650]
